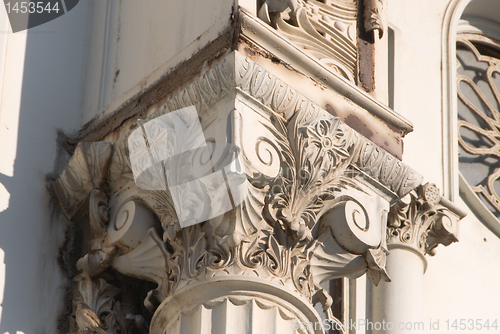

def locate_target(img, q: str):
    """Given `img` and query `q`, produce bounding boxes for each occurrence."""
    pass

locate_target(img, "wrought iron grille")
[457,33,500,219]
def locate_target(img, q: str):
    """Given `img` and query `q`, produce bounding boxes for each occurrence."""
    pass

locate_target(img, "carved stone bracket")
[387,183,467,261]
[363,0,386,39]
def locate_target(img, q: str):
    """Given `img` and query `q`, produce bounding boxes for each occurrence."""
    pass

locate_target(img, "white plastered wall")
[0,2,91,333]
[80,0,235,125]
[388,0,500,329]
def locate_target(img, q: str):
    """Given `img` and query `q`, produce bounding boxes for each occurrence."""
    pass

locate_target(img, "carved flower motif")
[305,118,350,177]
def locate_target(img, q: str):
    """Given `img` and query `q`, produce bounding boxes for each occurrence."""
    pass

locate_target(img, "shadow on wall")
[0,2,90,333]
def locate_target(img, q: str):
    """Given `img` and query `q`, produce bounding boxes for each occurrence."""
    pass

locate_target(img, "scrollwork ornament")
[257,0,358,81]
[53,52,436,331]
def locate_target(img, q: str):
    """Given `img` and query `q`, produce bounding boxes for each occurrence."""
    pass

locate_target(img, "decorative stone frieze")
[257,0,358,82]
[387,183,467,260]
[255,0,386,84]
[54,51,425,334]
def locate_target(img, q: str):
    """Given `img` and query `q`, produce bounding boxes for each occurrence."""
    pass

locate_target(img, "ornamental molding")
[257,0,358,82]
[238,11,414,139]
[53,51,424,333]
[255,0,385,84]
[134,52,421,198]
[149,277,325,334]
[387,183,467,267]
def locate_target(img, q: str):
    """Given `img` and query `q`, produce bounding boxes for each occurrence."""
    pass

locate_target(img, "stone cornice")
[72,7,412,153]
[238,8,413,136]
[142,51,422,200]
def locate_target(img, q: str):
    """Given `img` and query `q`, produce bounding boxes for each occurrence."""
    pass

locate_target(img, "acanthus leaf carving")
[264,108,356,244]
[365,247,390,285]
[71,273,127,334]
[53,142,113,220]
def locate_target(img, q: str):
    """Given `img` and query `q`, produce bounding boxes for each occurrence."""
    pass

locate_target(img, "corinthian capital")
[387,183,467,258]
[53,51,434,333]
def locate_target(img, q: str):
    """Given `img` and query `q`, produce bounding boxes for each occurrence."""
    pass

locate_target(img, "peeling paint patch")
[325,104,338,117]
[113,69,120,83]
[357,0,375,92]
[244,47,255,57]
[344,114,374,139]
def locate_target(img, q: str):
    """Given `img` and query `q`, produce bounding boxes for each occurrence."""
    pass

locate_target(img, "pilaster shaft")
[368,183,466,334]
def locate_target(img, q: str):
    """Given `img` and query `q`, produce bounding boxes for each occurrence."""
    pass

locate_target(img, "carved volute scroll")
[54,51,428,334]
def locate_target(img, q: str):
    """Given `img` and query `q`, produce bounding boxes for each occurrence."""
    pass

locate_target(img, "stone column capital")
[387,183,467,266]
[53,51,430,334]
